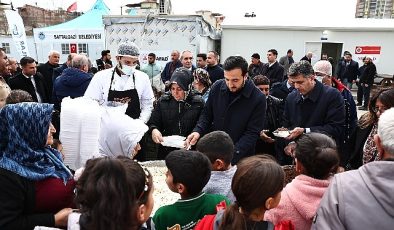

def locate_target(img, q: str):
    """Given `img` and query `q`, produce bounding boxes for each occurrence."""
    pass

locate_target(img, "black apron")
[107,68,141,119]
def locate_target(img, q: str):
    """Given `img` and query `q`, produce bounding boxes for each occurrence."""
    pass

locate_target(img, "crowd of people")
[0,42,393,230]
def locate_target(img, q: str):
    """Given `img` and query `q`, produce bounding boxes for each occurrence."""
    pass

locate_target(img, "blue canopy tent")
[33,0,110,63]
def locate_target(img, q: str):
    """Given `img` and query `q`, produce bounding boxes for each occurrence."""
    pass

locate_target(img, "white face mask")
[316,76,323,83]
[121,65,135,76]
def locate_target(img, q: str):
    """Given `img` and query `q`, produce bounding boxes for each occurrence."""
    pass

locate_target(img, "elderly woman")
[192,68,212,102]
[347,88,394,169]
[0,103,75,230]
[148,67,205,159]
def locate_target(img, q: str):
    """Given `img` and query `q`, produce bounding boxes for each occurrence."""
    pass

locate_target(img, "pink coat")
[264,174,331,230]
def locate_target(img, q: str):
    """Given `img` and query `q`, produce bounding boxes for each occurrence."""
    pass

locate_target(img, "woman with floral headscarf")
[193,68,212,102]
[0,102,75,230]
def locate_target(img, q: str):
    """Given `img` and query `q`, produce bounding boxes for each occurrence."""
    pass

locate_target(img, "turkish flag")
[70,44,77,53]
[67,2,77,12]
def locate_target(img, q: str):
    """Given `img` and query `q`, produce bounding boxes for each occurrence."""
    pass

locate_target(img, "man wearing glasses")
[84,42,154,122]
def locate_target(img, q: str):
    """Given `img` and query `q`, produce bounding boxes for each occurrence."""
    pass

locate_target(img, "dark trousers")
[361,83,372,107]
[356,82,363,104]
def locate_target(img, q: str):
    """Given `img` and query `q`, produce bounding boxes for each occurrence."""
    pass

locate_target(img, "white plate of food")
[272,130,291,138]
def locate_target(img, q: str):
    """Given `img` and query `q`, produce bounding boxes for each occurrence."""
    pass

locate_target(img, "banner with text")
[5,10,30,58]
[354,46,381,64]
[139,50,171,69]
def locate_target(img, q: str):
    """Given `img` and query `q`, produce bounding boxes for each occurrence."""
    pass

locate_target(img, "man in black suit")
[96,50,112,71]
[262,49,285,87]
[9,57,49,103]
[37,50,60,99]
[335,52,359,90]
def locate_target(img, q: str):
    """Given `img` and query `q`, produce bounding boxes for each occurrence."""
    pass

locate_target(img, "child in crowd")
[264,133,339,230]
[68,156,154,230]
[0,81,10,108]
[195,155,290,230]
[196,131,237,203]
[152,150,230,230]
[51,139,64,161]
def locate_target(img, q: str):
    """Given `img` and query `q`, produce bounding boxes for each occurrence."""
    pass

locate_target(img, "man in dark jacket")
[253,75,284,159]
[300,52,313,63]
[161,50,182,84]
[206,51,224,83]
[283,61,346,165]
[37,50,60,99]
[269,78,295,100]
[9,57,49,103]
[96,50,112,71]
[186,56,267,164]
[261,49,285,87]
[52,54,92,111]
[358,56,377,110]
[335,52,359,89]
[53,53,76,82]
[248,53,264,79]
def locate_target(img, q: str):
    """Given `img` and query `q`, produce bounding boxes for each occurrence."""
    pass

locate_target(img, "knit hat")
[313,60,332,76]
[170,67,192,91]
[251,53,260,59]
[117,42,140,58]
[193,68,211,87]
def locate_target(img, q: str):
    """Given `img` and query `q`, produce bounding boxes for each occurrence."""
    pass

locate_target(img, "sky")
[5,0,358,23]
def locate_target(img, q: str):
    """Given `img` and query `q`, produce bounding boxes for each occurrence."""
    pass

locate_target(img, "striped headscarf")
[0,102,72,183]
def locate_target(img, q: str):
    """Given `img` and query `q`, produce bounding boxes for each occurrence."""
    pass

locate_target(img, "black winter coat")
[148,92,204,158]
[8,73,50,103]
[206,64,224,83]
[283,81,346,164]
[359,62,377,85]
[265,95,284,132]
[0,168,55,230]
[336,60,359,82]
[261,62,285,87]
[37,62,59,97]
[346,122,374,170]
[269,80,294,101]
[194,79,266,164]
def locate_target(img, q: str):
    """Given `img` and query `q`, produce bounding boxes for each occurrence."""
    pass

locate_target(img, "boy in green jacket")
[152,150,230,230]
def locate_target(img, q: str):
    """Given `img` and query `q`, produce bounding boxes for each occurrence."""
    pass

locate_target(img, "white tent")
[33,0,109,63]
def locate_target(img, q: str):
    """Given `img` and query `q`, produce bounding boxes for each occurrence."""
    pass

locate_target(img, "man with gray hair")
[300,51,313,63]
[52,54,92,111]
[161,50,182,84]
[85,42,154,122]
[53,53,77,81]
[312,107,394,230]
[37,50,60,99]
[282,61,346,164]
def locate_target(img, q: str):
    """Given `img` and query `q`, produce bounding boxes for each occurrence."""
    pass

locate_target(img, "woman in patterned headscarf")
[193,68,212,102]
[0,102,75,230]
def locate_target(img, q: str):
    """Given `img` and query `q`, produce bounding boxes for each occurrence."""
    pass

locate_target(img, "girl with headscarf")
[98,107,148,158]
[0,102,75,230]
